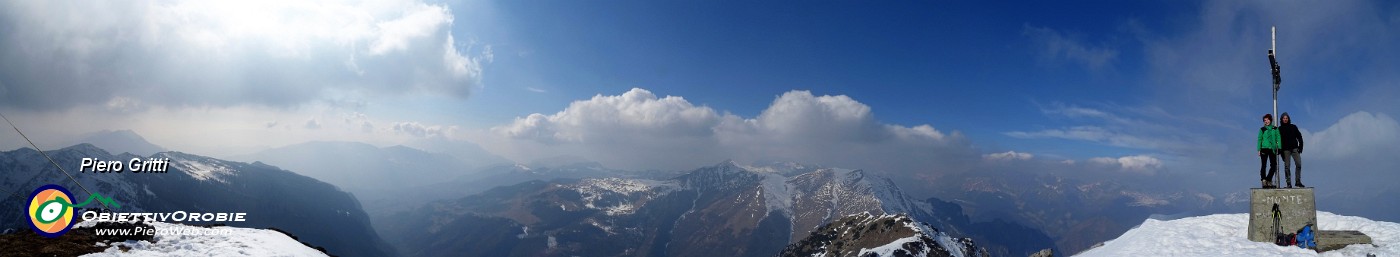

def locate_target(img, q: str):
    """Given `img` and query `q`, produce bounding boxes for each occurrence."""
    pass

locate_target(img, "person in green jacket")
[1258,113,1281,188]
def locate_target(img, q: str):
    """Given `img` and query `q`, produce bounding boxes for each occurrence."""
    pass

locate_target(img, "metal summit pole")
[1271,27,1279,127]
[1268,26,1282,188]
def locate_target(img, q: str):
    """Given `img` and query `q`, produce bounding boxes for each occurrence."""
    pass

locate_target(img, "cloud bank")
[1308,111,1400,161]
[486,88,975,172]
[0,0,489,111]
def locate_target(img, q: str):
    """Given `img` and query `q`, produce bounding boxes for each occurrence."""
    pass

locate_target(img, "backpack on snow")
[1269,203,1318,249]
[1295,224,1316,249]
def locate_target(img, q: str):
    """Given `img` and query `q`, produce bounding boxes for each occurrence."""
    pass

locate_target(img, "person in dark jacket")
[1258,114,1281,188]
[1279,112,1304,188]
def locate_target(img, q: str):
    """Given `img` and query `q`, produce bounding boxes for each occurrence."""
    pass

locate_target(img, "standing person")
[1258,114,1281,188]
[1279,112,1305,188]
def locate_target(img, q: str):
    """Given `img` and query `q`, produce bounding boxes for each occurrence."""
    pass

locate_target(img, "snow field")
[1077,211,1400,257]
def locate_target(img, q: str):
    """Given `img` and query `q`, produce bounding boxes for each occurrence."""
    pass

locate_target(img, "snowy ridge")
[74,221,328,257]
[158,152,237,183]
[780,212,975,257]
[824,168,885,216]
[830,168,934,221]
[857,213,968,257]
[1076,211,1400,256]
[779,166,950,245]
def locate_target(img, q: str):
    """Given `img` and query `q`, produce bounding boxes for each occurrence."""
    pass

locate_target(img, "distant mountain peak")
[60,143,107,153]
[68,129,166,156]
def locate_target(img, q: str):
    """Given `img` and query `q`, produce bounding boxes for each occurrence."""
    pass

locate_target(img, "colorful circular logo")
[27,184,75,238]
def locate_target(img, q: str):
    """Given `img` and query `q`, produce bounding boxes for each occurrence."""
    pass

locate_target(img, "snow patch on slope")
[760,173,793,215]
[76,221,327,257]
[159,153,237,183]
[576,178,672,195]
[1076,211,1399,257]
[604,203,636,216]
[569,178,675,215]
[860,235,928,257]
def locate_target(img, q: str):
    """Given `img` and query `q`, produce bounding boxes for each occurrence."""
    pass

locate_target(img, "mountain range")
[376,161,1044,257]
[26,130,1374,257]
[62,130,167,157]
[0,144,395,257]
[230,140,508,194]
[913,170,1236,254]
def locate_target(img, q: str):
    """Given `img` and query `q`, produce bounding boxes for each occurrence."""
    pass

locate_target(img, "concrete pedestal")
[1247,188,1317,243]
[1317,230,1373,252]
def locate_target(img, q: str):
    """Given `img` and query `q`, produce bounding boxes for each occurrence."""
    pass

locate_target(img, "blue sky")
[1,0,1398,191]
[461,0,1396,160]
[463,1,1167,151]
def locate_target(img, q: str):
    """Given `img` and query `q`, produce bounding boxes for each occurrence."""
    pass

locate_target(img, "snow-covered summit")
[1076,211,1399,257]
[777,212,982,257]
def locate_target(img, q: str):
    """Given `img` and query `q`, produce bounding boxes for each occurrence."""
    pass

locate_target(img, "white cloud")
[0,0,489,110]
[486,88,970,171]
[1307,111,1400,160]
[1088,155,1163,174]
[984,151,1034,161]
[341,112,375,133]
[985,150,1041,160]
[343,112,369,124]
[493,88,727,144]
[394,122,457,138]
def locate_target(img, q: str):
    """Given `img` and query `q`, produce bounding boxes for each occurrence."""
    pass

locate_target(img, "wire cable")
[0,111,110,209]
